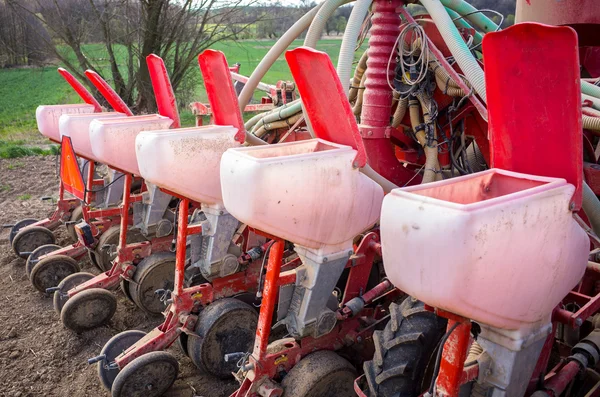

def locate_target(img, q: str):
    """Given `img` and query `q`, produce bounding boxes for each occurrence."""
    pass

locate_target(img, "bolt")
[368,131,373,136]
[357,336,363,343]
[576,317,584,327]
[322,257,328,263]
[569,202,576,211]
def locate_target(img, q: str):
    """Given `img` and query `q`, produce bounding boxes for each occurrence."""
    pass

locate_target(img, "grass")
[0,140,59,159]
[1,184,11,192]
[17,193,32,200]
[0,38,362,154]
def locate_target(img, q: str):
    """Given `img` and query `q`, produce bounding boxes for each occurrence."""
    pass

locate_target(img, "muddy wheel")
[12,226,56,259]
[363,297,447,397]
[187,298,258,378]
[66,206,84,242]
[177,333,189,357]
[30,254,79,293]
[60,288,117,332]
[127,252,175,315]
[111,351,179,397]
[26,244,61,278]
[9,218,38,245]
[92,226,147,272]
[53,272,95,314]
[98,330,146,390]
[120,279,134,304]
[281,350,357,397]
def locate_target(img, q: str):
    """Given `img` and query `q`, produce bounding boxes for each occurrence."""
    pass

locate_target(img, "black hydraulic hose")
[428,321,461,395]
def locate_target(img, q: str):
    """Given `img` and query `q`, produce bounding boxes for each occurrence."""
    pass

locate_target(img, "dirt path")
[0,157,237,397]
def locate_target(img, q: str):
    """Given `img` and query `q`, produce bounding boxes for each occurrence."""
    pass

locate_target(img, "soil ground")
[0,156,237,397]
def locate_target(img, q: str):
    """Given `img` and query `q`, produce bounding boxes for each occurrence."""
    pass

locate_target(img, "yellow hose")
[392,96,409,128]
[431,59,468,97]
[409,99,439,183]
[583,115,600,132]
[353,73,367,116]
[349,52,368,103]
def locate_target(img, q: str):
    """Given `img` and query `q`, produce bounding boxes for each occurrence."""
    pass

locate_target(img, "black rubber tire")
[66,205,84,242]
[127,252,175,315]
[30,254,80,293]
[25,244,61,278]
[363,297,448,397]
[187,298,258,378]
[120,279,134,304]
[53,272,95,314]
[92,226,147,272]
[98,330,146,390]
[9,218,38,245]
[111,351,179,397]
[281,350,357,397]
[12,226,56,259]
[60,288,117,332]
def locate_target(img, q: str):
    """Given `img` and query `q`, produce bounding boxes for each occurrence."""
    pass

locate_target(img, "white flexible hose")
[419,0,487,103]
[238,2,323,112]
[305,0,354,48]
[337,0,373,96]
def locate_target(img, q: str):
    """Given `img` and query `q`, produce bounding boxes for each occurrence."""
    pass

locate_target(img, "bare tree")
[7,0,261,112]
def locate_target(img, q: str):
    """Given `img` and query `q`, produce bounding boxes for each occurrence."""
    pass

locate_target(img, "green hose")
[583,182,600,236]
[445,7,483,45]
[440,0,499,33]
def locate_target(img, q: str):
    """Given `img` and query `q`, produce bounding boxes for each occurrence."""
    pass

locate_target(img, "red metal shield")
[483,23,583,209]
[57,68,102,112]
[285,47,367,168]
[147,54,181,128]
[198,50,245,142]
[84,70,134,116]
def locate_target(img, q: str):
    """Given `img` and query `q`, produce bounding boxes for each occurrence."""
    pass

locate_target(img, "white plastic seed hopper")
[136,125,239,207]
[36,104,96,143]
[136,50,246,208]
[89,115,173,175]
[221,139,382,254]
[59,113,125,162]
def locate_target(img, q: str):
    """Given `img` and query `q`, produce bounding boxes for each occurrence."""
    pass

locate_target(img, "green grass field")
[0,38,357,157]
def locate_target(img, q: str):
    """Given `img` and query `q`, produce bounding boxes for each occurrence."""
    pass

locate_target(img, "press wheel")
[187,298,258,378]
[53,272,95,314]
[9,218,38,245]
[98,330,146,390]
[111,351,179,397]
[281,350,357,397]
[60,288,117,332]
[127,252,175,315]
[25,244,61,278]
[30,254,79,293]
[66,206,84,242]
[12,226,55,259]
[92,226,147,272]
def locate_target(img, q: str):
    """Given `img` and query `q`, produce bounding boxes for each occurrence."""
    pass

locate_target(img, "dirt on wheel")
[0,157,237,397]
